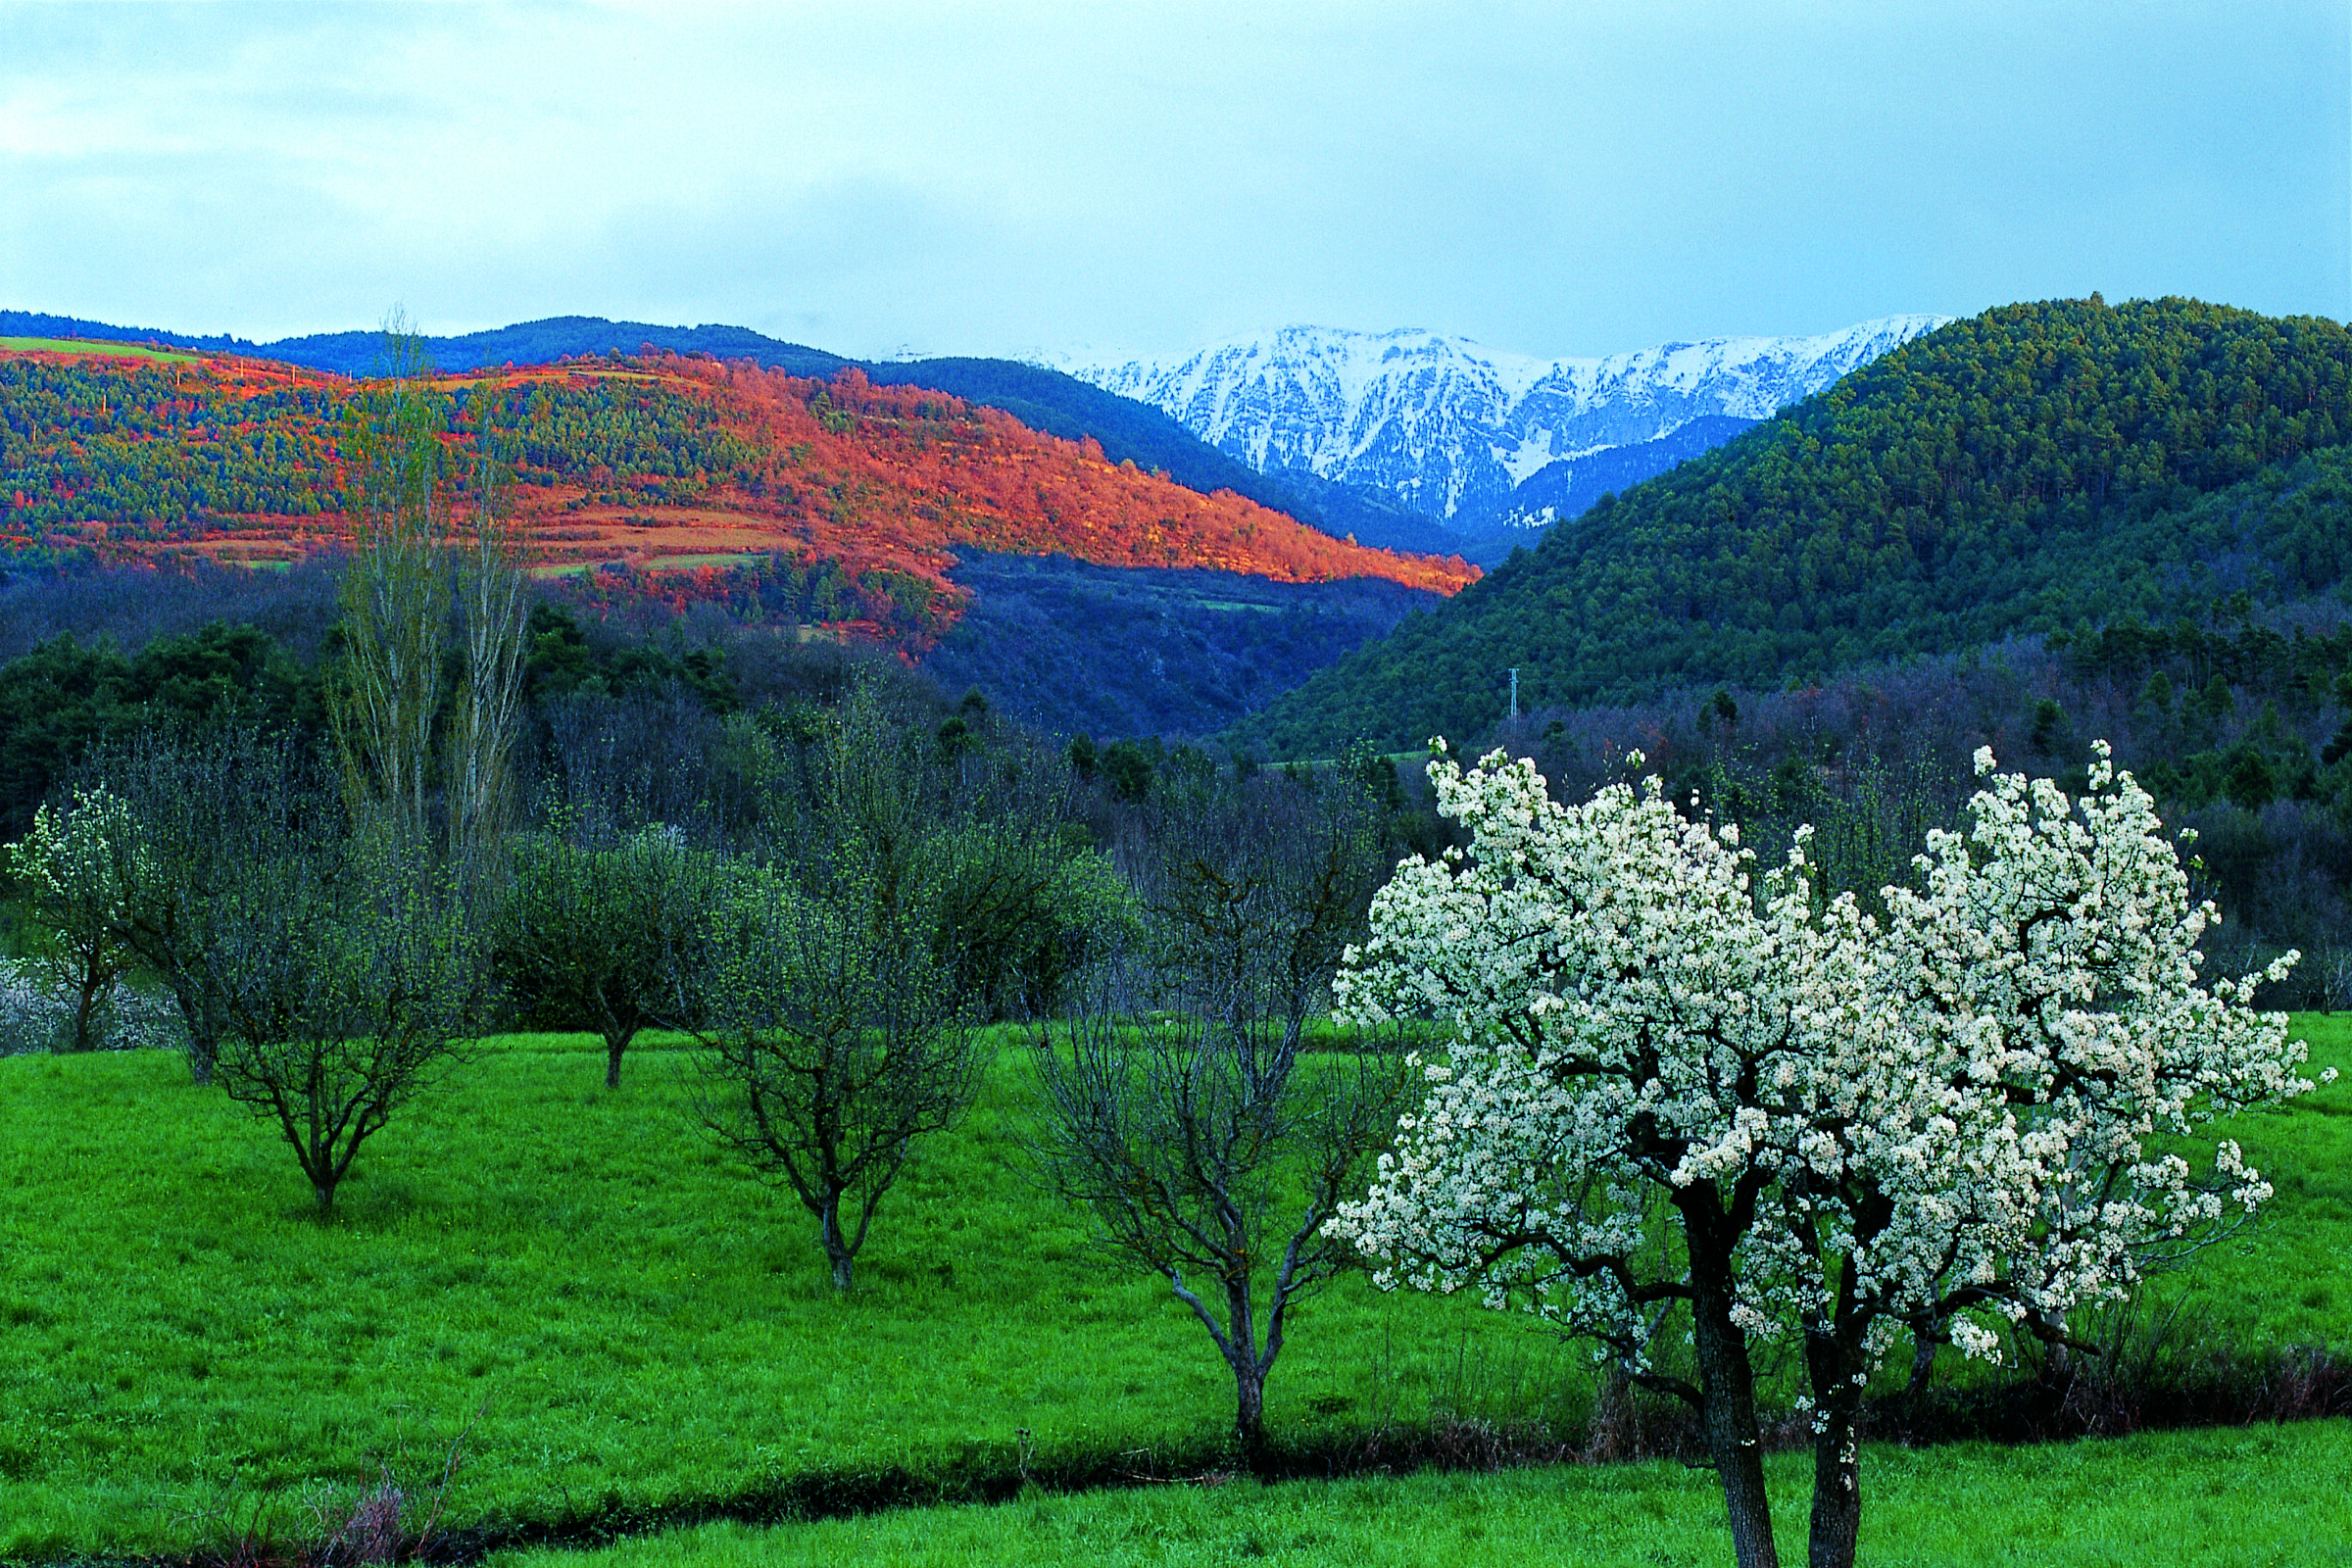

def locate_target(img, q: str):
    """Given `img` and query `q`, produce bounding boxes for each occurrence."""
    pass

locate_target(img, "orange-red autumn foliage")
[4,345,1479,648]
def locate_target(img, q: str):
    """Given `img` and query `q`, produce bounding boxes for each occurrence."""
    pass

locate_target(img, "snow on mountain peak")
[1073,315,1949,528]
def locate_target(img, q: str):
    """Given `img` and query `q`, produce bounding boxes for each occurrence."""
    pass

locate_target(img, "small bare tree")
[1030,955,1405,1452]
[205,824,480,1215]
[496,825,734,1089]
[1031,767,1408,1451]
[688,863,979,1290]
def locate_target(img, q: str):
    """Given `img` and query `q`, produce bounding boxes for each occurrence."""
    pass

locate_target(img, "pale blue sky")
[1,1,2343,362]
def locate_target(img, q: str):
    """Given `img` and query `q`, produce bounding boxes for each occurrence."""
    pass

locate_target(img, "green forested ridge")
[1232,297,2352,755]
[0,359,344,533]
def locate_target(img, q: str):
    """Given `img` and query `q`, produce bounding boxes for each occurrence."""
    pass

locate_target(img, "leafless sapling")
[687,861,980,1291]
[1030,767,1409,1451]
[205,821,481,1215]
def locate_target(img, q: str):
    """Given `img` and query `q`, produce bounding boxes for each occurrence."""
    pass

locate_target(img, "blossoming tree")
[1329,743,2318,1568]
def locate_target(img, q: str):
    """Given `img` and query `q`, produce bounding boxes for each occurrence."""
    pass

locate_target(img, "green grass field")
[1,1019,2345,1560]
[0,1034,1552,1557]
[488,1421,2352,1568]
[0,336,198,363]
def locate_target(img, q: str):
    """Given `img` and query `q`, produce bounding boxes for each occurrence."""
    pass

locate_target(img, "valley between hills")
[7,292,2352,1568]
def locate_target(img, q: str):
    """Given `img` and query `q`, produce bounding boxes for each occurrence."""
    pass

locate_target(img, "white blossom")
[1328,741,2314,1543]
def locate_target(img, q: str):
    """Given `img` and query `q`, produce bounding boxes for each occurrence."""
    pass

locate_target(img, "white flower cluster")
[0,957,182,1055]
[1329,741,2316,1380]
[9,787,148,921]
[3,787,180,1055]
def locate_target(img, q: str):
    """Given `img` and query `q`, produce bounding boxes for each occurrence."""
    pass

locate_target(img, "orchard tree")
[688,861,978,1292]
[206,825,481,1216]
[1330,742,2317,1568]
[1030,958,1405,1455]
[83,729,318,1085]
[1033,766,1408,1452]
[5,786,141,1053]
[496,827,733,1089]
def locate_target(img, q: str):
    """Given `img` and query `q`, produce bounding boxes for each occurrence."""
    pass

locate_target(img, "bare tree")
[688,862,979,1291]
[82,728,317,1084]
[448,420,528,880]
[1030,955,1405,1453]
[204,821,480,1215]
[495,825,734,1089]
[1030,768,1408,1451]
[1119,766,1394,1035]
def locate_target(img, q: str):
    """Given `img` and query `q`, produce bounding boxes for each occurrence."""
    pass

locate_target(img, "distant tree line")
[1489,606,2352,1008]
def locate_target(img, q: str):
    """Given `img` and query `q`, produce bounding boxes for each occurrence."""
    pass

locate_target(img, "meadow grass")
[0,1033,1561,1557]
[2,1018,2345,1559]
[0,336,198,363]
[488,1420,2352,1568]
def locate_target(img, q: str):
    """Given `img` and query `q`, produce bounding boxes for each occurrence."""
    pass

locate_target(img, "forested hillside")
[1234,297,2352,754]
[0,346,1474,658]
[2,310,1458,553]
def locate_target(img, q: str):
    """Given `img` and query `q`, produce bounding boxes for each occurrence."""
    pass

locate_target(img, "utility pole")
[1508,667,1520,721]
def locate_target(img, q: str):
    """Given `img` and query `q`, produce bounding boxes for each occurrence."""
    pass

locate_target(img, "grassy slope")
[491,1421,2352,1568]
[0,1035,1545,1557]
[2152,1012,2352,1346]
[2,1019,2345,1558]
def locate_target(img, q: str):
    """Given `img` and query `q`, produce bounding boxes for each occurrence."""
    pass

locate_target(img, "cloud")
[0,1,2342,360]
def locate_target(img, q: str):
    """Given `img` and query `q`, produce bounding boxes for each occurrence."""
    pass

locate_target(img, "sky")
[1,1,2345,365]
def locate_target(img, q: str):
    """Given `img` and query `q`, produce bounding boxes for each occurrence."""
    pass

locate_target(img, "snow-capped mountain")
[1070,316,1949,532]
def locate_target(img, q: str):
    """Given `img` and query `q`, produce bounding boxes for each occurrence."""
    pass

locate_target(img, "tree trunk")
[1906,1323,1936,1398]
[1807,1405,1862,1568]
[605,1030,627,1090]
[820,1198,855,1292]
[187,1035,217,1087]
[1691,1292,1781,1568]
[315,1179,336,1215]
[69,971,106,1053]
[1232,1359,1266,1458]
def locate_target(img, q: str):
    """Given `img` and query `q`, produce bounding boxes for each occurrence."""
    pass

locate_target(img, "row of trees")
[3,688,1412,1435]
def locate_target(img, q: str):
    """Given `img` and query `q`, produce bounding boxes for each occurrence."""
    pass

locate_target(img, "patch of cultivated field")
[0,337,199,362]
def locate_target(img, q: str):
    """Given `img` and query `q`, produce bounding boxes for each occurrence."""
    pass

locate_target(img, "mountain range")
[1228,296,2352,756]
[5,309,1941,564]
[1069,317,1948,539]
